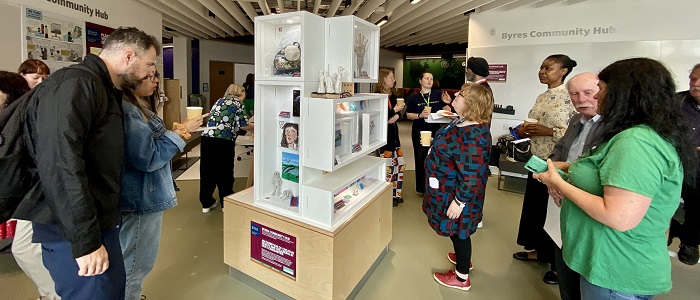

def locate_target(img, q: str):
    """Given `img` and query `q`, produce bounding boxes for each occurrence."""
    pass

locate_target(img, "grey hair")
[101,27,161,57]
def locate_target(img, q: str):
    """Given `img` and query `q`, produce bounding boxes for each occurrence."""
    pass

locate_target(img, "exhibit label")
[250,221,297,280]
[487,64,507,82]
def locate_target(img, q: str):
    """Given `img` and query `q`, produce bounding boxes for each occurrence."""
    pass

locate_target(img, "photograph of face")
[280,122,299,151]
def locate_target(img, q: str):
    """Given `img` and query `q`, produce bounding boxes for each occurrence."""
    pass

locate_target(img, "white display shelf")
[302,156,387,229]
[300,93,388,172]
[254,11,325,82]
[325,16,380,83]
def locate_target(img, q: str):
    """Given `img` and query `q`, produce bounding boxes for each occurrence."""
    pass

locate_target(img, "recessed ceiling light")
[376,16,388,27]
[409,0,422,4]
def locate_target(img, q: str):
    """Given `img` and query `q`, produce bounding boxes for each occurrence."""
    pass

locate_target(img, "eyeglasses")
[454,92,463,98]
[144,72,160,83]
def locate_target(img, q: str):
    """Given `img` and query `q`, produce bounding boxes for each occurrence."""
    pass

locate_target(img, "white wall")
[0,0,161,71]
[173,36,191,119]
[198,39,254,102]
[468,0,700,138]
[379,48,404,88]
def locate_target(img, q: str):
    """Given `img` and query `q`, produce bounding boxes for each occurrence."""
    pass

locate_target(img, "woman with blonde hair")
[424,83,493,291]
[199,84,254,213]
[374,69,405,206]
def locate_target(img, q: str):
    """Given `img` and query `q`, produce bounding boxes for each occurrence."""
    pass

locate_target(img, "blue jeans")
[120,212,163,300]
[580,276,654,300]
[41,228,125,300]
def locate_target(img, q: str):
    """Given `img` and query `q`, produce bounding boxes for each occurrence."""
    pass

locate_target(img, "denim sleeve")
[123,107,185,173]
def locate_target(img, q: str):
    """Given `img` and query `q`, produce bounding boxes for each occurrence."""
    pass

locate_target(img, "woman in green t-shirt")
[534,58,698,298]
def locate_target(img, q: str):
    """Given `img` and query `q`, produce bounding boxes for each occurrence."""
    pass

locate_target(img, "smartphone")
[524,156,569,180]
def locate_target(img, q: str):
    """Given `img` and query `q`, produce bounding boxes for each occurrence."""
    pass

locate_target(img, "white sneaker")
[202,202,219,213]
[477,221,483,229]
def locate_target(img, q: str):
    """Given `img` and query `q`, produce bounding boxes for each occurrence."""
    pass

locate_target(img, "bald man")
[545,72,603,298]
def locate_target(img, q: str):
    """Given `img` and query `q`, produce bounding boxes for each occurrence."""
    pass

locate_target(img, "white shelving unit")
[325,16,380,83]
[251,11,387,231]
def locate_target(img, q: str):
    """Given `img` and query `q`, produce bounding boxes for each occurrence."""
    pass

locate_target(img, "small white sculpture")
[331,73,339,95]
[325,72,335,94]
[318,70,326,94]
[280,189,293,201]
[354,33,369,77]
[337,66,345,92]
[271,172,282,196]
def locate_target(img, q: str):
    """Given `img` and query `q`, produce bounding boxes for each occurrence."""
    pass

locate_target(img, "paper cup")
[420,131,432,146]
[396,98,404,107]
[186,106,203,119]
[523,118,538,126]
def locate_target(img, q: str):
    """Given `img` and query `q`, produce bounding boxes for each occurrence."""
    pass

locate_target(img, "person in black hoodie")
[15,27,160,300]
[375,69,405,206]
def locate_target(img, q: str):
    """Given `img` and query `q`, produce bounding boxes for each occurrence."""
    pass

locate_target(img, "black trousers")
[555,245,581,300]
[199,136,236,208]
[516,171,554,266]
[450,235,472,275]
[678,184,700,247]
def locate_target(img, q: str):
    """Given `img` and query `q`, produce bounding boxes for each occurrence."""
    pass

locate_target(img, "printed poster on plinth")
[250,221,297,280]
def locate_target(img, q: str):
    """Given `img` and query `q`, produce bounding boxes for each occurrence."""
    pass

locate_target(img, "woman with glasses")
[424,83,493,291]
[119,66,205,300]
[534,58,697,299]
[199,84,254,213]
[375,69,406,206]
[405,71,450,195]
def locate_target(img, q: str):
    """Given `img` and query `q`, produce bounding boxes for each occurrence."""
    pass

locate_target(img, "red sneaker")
[433,270,471,291]
[447,253,473,270]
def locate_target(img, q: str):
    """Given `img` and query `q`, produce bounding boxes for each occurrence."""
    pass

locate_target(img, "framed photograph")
[292,89,301,117]
[280,122,299,151]
[280,152,300,183]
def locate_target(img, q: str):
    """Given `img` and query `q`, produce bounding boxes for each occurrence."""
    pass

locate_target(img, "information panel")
[250,221,297,280]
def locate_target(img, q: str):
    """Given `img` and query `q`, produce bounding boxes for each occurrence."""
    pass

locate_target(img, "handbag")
[506,138,532,162]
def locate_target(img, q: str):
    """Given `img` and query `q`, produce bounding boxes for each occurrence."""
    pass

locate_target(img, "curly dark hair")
[595,57,697,185]
[546,54,577,81]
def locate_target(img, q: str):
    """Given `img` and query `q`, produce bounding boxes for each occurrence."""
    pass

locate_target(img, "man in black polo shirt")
[672,63,700,265]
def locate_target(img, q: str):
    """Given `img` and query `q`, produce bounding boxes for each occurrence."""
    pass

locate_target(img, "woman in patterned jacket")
[424,83,493,291]
[199,84,254,213]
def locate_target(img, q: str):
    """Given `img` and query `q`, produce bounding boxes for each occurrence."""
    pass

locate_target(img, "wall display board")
[85,22,114,55]
[22,7,85,72]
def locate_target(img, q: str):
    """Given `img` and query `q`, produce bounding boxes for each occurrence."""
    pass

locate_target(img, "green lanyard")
[422,92,431,106]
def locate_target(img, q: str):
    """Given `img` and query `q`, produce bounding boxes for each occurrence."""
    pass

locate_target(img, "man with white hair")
[546,72,603,297]
[670,63,700,265]
[14,27,160,299]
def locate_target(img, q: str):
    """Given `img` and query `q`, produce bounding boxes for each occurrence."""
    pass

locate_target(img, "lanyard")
[422,92,431,106]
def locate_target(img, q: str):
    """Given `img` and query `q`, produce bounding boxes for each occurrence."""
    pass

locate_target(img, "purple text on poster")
[250,221,297,280]
[487,64,507,82]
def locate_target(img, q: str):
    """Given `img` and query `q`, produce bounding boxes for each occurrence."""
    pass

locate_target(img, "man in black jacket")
[671,63,700,266]
[15,27,159,299]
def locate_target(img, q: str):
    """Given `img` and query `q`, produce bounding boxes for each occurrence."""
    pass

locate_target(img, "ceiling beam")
[369,0,405,23]
[382,15,467,46]
[356,0,387,19]
[504,0,543,10]
[567,0,589,4]
[197,0,246,35]
[162,19,205,39]
[535,0,565,7]
[175,0,240,36]
[374,0,435,36]
[326,0,343,17]
[479,0,519,12]
[341,0,364,16]
[217,0,255,34]
[138,0,216,38]
[313,0,322,14]
[409,27,467,46]
[257,0,271,15]
[238,1,260,23]
[381,0,493,43]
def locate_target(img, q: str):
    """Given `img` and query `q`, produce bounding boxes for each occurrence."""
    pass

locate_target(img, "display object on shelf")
[317,70,326,94]
[292,89,301,117]
[281,152,299,183]
[271,171,282,197]
[273,25,302,76]
[354,33,369,78]
[280,122,299,151]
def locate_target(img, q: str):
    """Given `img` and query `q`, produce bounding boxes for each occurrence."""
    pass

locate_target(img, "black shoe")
[543,271,559,285]
[678,244,699,265]
[392,198,399,207]
[512,251,538,261]
[396,197,404,203]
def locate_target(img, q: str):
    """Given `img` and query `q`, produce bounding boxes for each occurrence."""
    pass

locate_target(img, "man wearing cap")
[466,57,491,92]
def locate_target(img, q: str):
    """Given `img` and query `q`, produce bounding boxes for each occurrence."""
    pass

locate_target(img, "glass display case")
[325,16,380,83]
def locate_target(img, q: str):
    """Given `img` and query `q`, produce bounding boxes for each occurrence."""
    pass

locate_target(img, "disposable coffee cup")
[523,118,538,126]
[420,131,432,146]
[186,106,203,119]
[396,98,405,107]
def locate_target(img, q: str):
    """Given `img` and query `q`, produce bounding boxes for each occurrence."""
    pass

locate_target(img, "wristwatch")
[454,199,465,208]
